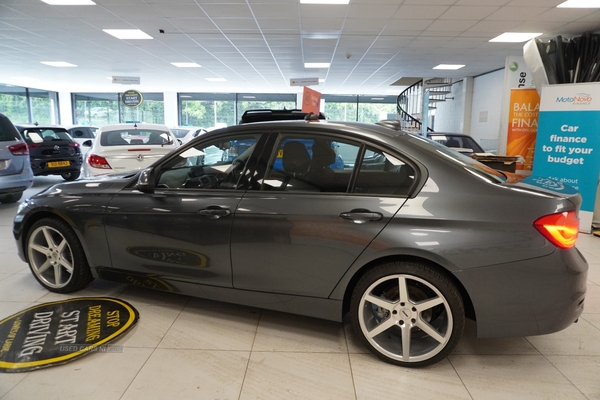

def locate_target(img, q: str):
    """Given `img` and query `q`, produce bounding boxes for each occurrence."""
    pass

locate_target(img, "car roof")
[15,124,68,130]
[100,123,170,131]
[239,109,326,124]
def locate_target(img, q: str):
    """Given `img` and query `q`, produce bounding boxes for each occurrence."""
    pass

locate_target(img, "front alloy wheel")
[351,261,464,367]
[26,218,93,292]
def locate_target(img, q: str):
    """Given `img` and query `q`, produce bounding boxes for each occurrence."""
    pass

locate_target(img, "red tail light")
[88,154,112,169]
[8,143,29,155]
[69,142,80,148]
[27,143,41,150]
[534,211,579,249]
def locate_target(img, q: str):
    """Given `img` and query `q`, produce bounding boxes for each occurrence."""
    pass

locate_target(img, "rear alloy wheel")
[350,261,464,367]
[61,171,80,181]
[26,218,93,293]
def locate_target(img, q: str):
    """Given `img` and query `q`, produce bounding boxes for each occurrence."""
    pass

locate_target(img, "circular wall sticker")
[121,90,143,108]
[0,297,139,373]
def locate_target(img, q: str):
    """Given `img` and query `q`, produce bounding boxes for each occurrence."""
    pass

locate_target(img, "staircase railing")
[397,79,433,133]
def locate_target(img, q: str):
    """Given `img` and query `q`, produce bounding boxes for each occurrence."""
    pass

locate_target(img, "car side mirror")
[135,167,156,193]
[82,140,93,147]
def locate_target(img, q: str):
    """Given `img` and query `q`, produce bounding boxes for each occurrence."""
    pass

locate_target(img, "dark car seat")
[308,140,339,191]
[148,131,165,144]
[445,138,460,148]
[107,132,128,145]
[280,141,311,190]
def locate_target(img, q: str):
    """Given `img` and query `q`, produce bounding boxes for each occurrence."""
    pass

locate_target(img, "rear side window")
[260,132,416,197]
[353,147,416,196]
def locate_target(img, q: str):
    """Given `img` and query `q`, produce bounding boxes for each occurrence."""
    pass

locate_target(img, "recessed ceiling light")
[41,61,77,67]
[11,77,38,81]
[206,77,227,82]
[180,95,192,98]
[433,64,465,70]
[319,78,325,83]
[242,96,256,99]
[557,0,600,7]
[171,62,201,68]
[371,97,385,100]
[40,0,95,4]
[103,29,153,40]
[489,32,542,43]
[300,0,350,4]
[305,63,330,68]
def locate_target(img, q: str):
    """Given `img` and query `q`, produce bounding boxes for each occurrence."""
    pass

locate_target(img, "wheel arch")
[19,210,81,263]
[340,254,476,322]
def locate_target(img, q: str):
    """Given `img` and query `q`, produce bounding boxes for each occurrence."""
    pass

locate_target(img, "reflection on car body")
[14,119,587,368]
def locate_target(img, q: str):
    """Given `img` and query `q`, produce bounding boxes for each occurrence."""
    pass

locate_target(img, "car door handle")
[339,209,383,224]
[197,207,231,219]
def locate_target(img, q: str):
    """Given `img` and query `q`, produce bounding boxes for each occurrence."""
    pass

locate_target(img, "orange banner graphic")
[507,88,540,174]
[302,86,321,116]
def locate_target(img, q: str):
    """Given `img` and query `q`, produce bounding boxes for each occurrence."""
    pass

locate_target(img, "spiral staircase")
[396,78,453,133]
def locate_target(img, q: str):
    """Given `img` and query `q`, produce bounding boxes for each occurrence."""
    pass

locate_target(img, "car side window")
[261,133,360,193]
[353,146,415,196]
[156,134,259,190]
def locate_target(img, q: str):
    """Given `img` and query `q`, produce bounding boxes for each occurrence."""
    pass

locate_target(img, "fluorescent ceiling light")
[489,32,542,43]
[180,95,192,98]
[40,0,95,4]
[171,62,201,68]
[319,78,325,83]
[557,0,600,7]
[103,29,153,40]
[41,61,77,67]
[300,0,350,4]
[371,97,384,100]
[305,63,330,68]
[206,78,227,82]
[433,64,465,70]
[242,96,256,99]
[11,77,39,82]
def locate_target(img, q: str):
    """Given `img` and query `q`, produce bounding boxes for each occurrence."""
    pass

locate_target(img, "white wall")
[468,69,505,152]
[432,80,464,133]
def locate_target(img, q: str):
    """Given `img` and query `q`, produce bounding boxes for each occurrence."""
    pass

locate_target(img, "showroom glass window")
[322,95,397,123]
[236,93,296,121]
[156,134,261,190]
[73,92,164,125]
[119,92,164,124]
[73,93,119,125]
[179,93,236,128]
[0,84,59,124]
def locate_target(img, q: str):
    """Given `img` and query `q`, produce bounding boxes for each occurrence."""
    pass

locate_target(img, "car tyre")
[350,261,464,367]
[26,217,93,293]
[0,192,23,204]
[61,171,80,181]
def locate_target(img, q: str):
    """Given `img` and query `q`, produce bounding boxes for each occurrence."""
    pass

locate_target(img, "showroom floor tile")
[1,197,599,400]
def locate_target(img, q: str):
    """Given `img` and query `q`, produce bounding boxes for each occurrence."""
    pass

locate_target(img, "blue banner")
[532,83,600,231]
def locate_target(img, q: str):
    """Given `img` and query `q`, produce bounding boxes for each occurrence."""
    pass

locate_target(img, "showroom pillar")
[59,91,73,126]
[163,92,178,127]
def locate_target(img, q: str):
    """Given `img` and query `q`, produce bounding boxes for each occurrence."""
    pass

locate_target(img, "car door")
[102,132,264,289]
[231,130,418,297]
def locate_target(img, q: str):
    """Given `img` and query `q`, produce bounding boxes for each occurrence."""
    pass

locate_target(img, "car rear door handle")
[339,209,383,224]
[197,206,231,219]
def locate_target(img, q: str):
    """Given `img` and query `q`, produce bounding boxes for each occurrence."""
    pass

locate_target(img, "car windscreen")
[100,129,173,146]
[21,128,72,143]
